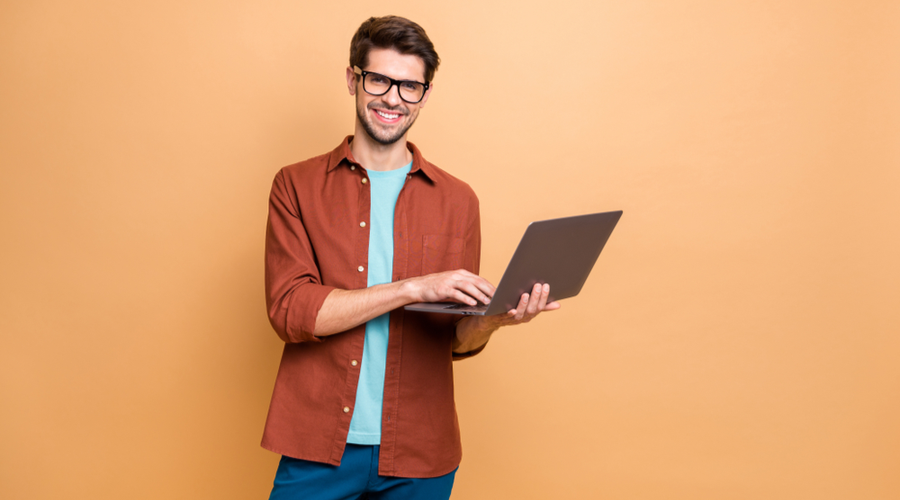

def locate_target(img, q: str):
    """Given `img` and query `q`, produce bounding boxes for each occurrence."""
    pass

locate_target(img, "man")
[263,16,558,499]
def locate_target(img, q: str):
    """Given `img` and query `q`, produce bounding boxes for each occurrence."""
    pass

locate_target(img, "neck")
[349,124,413,172]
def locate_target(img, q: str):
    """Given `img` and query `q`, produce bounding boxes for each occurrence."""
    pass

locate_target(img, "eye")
[369,74,390,85]
[400,81,419,92]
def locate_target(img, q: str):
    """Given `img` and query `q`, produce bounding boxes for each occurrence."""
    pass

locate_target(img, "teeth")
[376,110,399,120]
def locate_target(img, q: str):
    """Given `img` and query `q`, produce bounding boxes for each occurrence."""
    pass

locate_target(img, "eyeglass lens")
[363,72,426,103]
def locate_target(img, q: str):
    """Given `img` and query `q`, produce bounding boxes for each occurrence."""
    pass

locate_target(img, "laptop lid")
[404,210,622,315]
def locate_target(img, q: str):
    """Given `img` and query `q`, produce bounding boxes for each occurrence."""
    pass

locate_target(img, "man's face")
[347,48,432,145]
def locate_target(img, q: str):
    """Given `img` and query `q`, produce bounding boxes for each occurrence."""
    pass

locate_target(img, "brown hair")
[349,16,440,83]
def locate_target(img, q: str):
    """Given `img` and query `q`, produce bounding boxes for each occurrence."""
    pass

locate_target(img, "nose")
[381,83,403,107]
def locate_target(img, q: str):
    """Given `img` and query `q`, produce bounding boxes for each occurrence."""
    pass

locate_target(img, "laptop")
[404,210,623,316]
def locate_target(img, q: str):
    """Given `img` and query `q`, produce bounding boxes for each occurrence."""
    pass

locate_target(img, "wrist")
[470,313,500,333]
[454,316,495,353]
[397,278,421,304]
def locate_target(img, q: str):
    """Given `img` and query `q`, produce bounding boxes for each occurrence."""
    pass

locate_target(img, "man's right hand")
[313,269,495,337]
[400,269,496,306]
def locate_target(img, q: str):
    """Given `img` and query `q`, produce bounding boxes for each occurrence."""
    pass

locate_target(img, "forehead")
[364,48,427,82]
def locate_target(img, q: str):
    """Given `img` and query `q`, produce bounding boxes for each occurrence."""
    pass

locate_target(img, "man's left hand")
[453,283,560,353]
[481,282,560,328]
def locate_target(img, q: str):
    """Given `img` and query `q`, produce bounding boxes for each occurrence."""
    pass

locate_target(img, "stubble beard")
[356,101,417,146]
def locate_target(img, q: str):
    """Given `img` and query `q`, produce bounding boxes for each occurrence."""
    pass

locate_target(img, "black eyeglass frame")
[353,66,430,104]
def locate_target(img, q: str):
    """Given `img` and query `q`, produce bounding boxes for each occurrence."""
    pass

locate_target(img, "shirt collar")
[326,135,436,182]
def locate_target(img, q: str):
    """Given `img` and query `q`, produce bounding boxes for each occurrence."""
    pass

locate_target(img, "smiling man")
[262,16,558,500]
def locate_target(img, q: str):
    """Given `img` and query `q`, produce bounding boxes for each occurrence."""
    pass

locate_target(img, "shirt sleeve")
[453,189,487,360]
[264,170,336,343]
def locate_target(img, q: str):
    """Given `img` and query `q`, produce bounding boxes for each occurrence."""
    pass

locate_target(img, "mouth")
[371,108,405,124]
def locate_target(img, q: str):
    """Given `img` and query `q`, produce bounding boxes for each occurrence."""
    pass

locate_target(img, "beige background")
[2,1,898,499]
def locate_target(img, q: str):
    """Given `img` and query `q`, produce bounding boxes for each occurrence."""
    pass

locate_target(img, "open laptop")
[404,210,623,316]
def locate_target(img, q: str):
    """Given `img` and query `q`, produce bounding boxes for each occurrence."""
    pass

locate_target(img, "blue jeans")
[269,445,457,500]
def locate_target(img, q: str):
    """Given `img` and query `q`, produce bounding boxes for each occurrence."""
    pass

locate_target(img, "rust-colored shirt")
[262,137,483,478]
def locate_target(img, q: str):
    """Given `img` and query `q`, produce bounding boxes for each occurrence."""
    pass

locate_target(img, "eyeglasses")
[353,66,430,104]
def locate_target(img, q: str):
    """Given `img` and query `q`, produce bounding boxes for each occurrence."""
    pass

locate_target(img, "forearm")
[314,280,416,336]
[313,269,496,337]
[453,316,498,354]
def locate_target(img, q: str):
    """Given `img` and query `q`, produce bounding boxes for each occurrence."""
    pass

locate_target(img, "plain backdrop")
[1,1,898,499]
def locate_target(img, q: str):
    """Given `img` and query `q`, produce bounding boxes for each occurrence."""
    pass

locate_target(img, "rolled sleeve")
[452,342,487,360]
[265,170,335,343]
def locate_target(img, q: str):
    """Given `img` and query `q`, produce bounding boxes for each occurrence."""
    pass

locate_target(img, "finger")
[513,293,529,321]
[454,279,492,305]
[451,271,496,300]
[544,301,562,311]
[534,283,550,312]
[476,279,497,300]
[525,283,544,316]
[462,276,495,302]
[448,288,479,306]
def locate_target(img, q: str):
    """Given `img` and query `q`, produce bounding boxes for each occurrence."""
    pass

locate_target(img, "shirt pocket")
[420,235,466,275]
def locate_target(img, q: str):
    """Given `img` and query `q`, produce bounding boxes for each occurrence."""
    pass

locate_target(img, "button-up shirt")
[262,136,483,478]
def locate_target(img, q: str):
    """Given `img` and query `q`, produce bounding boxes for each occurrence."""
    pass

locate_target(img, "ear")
[419,81,434,108]
[346,66,357,96]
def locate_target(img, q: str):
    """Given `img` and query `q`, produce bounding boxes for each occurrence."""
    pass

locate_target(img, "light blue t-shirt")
[346,161,412,445]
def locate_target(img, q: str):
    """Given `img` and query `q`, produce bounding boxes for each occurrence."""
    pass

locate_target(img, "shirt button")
[350,165,356,171]
[343,406,350,413]
[359,221,366,227]
[358,265,364,272]
[361,178,368,184]
[351,360,358,366]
